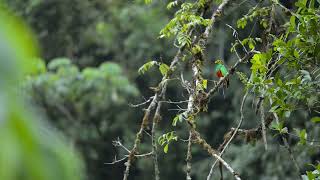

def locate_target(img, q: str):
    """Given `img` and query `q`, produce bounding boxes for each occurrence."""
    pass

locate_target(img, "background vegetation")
[1,0,319,179]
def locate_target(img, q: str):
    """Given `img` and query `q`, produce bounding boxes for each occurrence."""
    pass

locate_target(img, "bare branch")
[105,152,153,165]
[160,99,190,104]
[260,98,268,150]
[122,0,235,179]
[186,131,192,180]
[129,96,154,108]
[179,1,241,179]
[225,24,248,54]
[152,102,162,180]
[191,130,241,180]
[123,94,159,180]
[207,91,248,180]
[105,156,127,165]
[131,152,153,158]
[113,138,131,154]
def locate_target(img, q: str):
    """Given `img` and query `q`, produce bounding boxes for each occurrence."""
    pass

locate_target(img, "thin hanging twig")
[207,91,248,180]
[191,130,242,180]
[260,98,268,150]
[186,131,192,180]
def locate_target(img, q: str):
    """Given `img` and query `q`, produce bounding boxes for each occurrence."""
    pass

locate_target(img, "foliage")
[302,163,320,180]
[159,0,212,47]
[0,5,83,180]
[138,60,170,76]
[239,0,319,133]
[236,0,320,177]
[5,0,320,179]
[5,0,174,72]
[158,131,178,153]
[25,57,139,179]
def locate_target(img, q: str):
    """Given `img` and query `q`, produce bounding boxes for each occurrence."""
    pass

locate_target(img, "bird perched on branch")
[214,59,229,87]
[214,59,229,97]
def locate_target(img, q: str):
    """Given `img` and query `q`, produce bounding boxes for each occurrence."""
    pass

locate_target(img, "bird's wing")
[214,64,222,72]
[220,65,229,76]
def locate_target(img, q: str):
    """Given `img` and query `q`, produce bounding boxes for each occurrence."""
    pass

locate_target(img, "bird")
[214,60,230,97]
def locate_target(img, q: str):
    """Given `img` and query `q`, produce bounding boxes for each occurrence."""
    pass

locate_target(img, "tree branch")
[152,102,162,180]
[207,91,248,180]
[260,98,268,150]
[206,52,253,101]
[180,1,241,179]
[122,1,215,179]
[186,131,192,180]
[191,129,241,180]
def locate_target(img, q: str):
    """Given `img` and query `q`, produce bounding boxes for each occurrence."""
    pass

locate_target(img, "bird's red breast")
[216,70,224,78]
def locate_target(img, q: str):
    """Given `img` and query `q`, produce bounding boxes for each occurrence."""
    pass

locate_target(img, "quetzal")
[214,59,229,90]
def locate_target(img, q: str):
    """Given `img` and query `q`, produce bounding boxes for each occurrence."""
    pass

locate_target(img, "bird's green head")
[214,59,223,64]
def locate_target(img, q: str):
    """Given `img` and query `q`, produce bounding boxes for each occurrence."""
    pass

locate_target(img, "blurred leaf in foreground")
[0,4,84,180]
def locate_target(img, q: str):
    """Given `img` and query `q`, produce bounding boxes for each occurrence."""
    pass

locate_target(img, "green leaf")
[297,129,307,145]
[159,63,170,76]
[237,18,247,29]
[164,144,169,153]
[311,117,320,123]
[264,79,273,84]
[295,0,307,8]
[138,61,157,75]
[167,1,178,9]
[172,114,182,126]
[290,16,296,30]
[202,79,207,89]
[306,171,315,179]
[250,52,269,73]
[271,121,283,131]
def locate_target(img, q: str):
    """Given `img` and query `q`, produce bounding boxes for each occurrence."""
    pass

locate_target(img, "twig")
[105,156,127,165]
[229,113,274,141]
[113,138,131,154]
[225,24,248,53]
[122,2,209,177]
[186,131,192,180]
[123,93,159,180]
[129,96,154,108]
[181,1,241,179]
[269,98,301,174]
[160,99,190,104]
[122,0,234,179]
[207,91,248,180]
[260,98,268,150]
[132,152,153,158]
[105,152,153,165]
[191,130,241,180]
[144,130,152,137]
[152,102,162,180]
[206,52,254,101]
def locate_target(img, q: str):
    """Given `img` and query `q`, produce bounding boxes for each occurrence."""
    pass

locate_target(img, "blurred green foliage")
[25,58,139,179]
[0,4,83,180]
[3,0,319,180]
[5,0,174,70]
